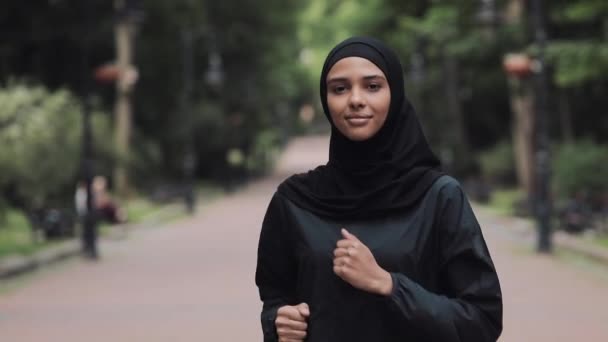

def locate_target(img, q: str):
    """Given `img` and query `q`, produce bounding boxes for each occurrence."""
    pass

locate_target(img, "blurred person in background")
[255,37,502,342]
[92,175,127,224]
[75,181,88,221]
[76,176,126,225]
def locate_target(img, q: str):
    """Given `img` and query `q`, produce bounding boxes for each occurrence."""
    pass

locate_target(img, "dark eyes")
[329,83,382,94]
[332,85,347,94]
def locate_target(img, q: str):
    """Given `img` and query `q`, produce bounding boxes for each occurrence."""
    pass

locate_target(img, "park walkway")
[1,135,607,341]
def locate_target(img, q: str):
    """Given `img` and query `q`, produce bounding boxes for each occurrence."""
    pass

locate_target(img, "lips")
[345,114,373,126]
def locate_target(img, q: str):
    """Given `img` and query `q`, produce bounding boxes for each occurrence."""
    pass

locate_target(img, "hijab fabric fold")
[278,37,443,220]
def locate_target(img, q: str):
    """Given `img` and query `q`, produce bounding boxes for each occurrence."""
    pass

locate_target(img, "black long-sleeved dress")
[255,175,503,341]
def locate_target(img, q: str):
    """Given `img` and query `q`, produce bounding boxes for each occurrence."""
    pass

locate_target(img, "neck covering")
[277,36,443,220]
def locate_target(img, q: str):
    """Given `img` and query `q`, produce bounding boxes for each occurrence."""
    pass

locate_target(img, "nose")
[348,87,365,110]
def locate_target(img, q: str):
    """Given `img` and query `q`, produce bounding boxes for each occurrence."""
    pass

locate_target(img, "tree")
[387,1,517,176]
[0,83,113,225]
[1,0,307,189]
[544,0,608,142]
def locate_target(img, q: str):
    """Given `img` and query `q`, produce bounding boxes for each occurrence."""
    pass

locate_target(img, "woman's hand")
[275,303,309,342]
[333,228,393,296]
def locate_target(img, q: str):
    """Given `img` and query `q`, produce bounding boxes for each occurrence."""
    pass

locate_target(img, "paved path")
[1,135,607,341]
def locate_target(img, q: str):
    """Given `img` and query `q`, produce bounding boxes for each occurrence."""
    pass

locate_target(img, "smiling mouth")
[345,115,373,126]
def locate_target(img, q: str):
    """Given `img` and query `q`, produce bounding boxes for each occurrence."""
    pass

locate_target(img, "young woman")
[255,37,502,342]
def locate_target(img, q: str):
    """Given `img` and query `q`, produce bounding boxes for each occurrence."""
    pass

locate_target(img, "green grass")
[1,182,228,258]
[484,188,524,216]
[98,182,227,236]
[482,188,608,254]
[595,237,608,249]
[0,209,46,258]
[97,196,166,237]
[124,198,161,223]
[124,182,225,223]
[197,182,226,204]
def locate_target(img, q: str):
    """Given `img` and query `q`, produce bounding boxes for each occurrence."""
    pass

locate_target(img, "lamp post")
[80,1,97,259]
[179,27,224,213]
[477,0,499,36]
[530,0,552,253]
[80,1,142,259]
[180,28,196,214]
[502,0,553,253]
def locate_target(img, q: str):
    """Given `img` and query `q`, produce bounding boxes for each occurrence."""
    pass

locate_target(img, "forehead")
[326,57,386,80]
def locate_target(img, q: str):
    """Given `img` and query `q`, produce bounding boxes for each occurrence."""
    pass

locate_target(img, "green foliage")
[478,140,516,184]
[544,1,608,88]
[0,83,113,210]
[0,84,81,206]
[551,0,608,23]
[245,129,282,175]
[0,208,39,257]
[546,41,608,87]
[134,0,305,180]
[2,0,607,191]
[390,1,517,167]
[298,0,389,88]
[486,188,525,216]
[398,6,460,45]
[553,140,608,198]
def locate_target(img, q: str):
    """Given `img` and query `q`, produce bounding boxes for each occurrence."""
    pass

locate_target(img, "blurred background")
[0,0,607,341]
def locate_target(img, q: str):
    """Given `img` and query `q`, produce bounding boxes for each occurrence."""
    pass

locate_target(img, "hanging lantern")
[94,63,121,83]
[94,64,139,87]
[503,53,534,78]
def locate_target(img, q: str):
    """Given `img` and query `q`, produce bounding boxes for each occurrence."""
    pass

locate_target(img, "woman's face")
[326,57,391,141]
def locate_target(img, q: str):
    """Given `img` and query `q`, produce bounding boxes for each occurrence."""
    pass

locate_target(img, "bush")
[553,140,608,199]
[0,208,37,257]
[0,83,113,218]
[478,140,516,185]
[245,129,282,176]
[0,84,80,207]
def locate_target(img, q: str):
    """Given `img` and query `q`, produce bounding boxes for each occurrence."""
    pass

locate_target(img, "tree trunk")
[509,78,536,201]
[114,0,135,198]
[504,0,536,204]
[442,51,469,175]
[505,0,524,24]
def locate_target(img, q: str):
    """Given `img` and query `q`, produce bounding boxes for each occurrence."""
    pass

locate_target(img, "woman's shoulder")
[278,171,308,187]
[425,175,468,205]
[277,165,328,193]
[429,174,463,193]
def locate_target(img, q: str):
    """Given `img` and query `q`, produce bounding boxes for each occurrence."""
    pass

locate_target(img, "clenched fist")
[275,302,310,342]
[333,228,393,296]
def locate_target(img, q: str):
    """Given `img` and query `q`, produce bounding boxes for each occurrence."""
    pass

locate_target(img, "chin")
[344,129,376,141]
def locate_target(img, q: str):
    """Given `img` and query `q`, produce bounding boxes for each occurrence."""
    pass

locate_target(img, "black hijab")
[277,36,443,220]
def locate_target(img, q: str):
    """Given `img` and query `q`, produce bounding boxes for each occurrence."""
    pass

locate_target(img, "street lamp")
[409,39,426,85]
[530,0,553,253]
[477,0,499,27]
[80,1,97,259]
[179,28,224,213]
[501,0,553,253]
[180,28,196,214]
[80,1,143,259]
[205,47,224,88]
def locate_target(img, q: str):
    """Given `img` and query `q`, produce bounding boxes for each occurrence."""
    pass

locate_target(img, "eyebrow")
[326,75,386,83]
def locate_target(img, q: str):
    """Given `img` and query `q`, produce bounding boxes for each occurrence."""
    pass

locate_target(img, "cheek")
[327,95,345,119]
[375,93,391,124]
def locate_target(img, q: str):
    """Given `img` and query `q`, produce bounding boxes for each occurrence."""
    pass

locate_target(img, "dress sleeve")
[385,181,503,341]
[255,193,298,342]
